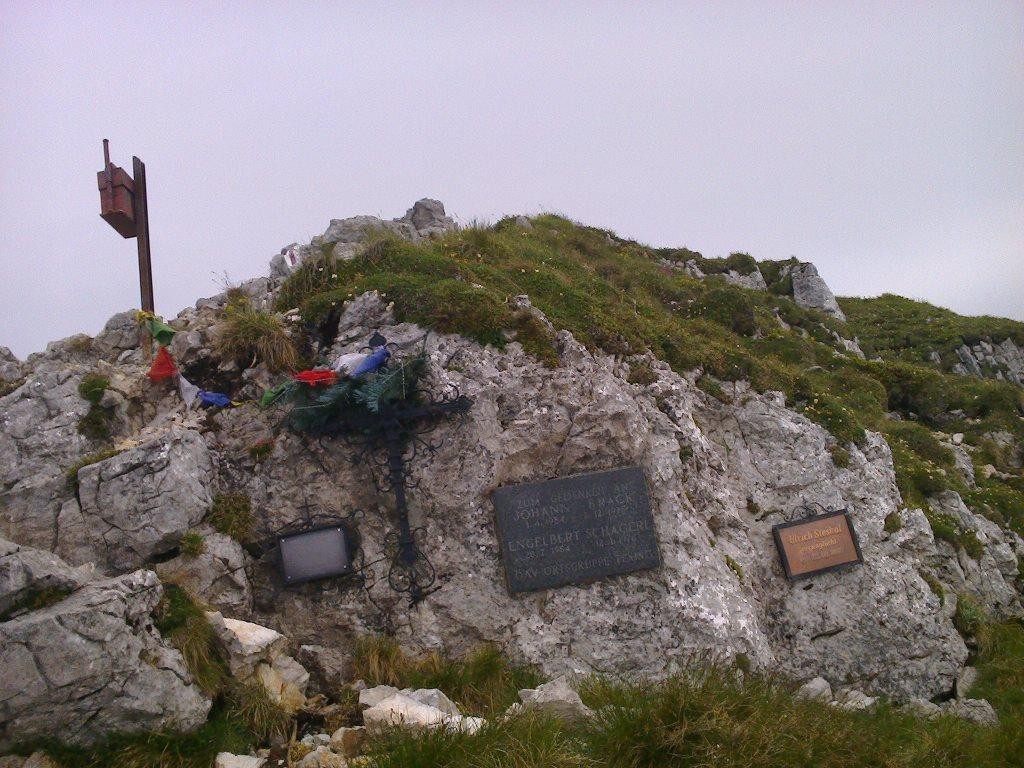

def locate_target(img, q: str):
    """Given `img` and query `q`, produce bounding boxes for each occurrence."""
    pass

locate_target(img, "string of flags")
[138,311,237,409]
[136,312,393,413]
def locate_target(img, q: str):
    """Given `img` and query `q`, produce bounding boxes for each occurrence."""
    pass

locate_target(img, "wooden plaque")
[772,509,863,581]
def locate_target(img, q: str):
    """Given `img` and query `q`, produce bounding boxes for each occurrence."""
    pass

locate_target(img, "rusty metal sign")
[772,508,863,580]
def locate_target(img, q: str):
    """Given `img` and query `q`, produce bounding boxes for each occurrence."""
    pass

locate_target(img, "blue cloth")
[198,390,232,408]
[351,346,391,378]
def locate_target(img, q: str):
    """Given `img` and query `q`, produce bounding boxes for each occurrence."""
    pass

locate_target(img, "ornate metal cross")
[308,346,472,604]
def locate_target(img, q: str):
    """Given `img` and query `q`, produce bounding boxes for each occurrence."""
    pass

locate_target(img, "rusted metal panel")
[97,139,137,238]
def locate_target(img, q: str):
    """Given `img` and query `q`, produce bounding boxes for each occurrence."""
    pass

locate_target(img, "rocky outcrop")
[57,428,215,571]
[1,205,1021,731]
[0,541,210,748]
[197,291,999,702]
[272,198,456,273]
[0,348,22,384]
[781,262,846,320]
[953,338,1024,387]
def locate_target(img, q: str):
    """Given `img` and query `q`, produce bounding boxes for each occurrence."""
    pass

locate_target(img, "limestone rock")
[296,746,346,768]
[297,644,352,696]
[955,666,979,698]
[0,347,22,383]
[60,427,215,571]
[402,688,461,716]
[359,685,400,709]
[901,698,942,719]
[362,693,484,733]
[215,755,266,768]
[154,531,252,614]
[207,611,287,678]
[783,262,846,320]
[20,754,58,768]
[0,566,210,748]
[313,199,456,264]
[518,676,593,720]
[0,537,92,617]
[833,688,877,711]
[795,676,833,703]
[254,654,309,713]
[942,698,999,727]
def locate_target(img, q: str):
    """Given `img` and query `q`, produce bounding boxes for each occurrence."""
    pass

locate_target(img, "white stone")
[795,677,833,703]
[207,612,287,678]
[363,693,484,733]
[215,754,266,768]
[358,685,400,708]
[518,676,593,720]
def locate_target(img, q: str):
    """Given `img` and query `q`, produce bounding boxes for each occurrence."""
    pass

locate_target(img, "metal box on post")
[97,141,137,238]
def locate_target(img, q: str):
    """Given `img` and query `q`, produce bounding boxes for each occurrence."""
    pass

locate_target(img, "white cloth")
[331,352,370,377]
[177,373,201,408]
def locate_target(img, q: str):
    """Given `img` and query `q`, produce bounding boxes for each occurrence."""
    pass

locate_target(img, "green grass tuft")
[207,492,254,542]
[77,373,113,441]
[216,297,302,373]
[179,531,206,558]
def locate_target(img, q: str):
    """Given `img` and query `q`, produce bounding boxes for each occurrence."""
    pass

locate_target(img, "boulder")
[0,567,210,748]
[295,746,346,768]
[955,666,979,698]
[784,262,846,320]
[254,654,309,714]
[297,644,352,696]
[518,676,593,720]
[359,685,400,709]
[0,347,22,383]
[402,688,461,716]
[59,428,215,571]
[901,698,942,719]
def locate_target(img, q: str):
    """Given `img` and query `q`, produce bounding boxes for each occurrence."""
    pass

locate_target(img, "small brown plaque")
[772,509,863,580]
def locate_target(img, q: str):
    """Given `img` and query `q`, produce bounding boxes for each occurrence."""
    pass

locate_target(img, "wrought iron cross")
[309,343,472,604]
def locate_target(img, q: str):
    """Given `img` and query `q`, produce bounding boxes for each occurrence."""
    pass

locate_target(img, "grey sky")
[1,1,1021,358]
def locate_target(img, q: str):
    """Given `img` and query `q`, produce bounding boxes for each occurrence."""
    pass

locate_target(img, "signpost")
[97,139,154,314]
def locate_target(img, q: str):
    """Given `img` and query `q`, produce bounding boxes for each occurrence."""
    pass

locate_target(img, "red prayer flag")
[147,346,178,381]
[292,369,338,387]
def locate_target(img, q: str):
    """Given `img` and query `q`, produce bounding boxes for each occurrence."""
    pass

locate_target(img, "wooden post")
[132,156,154,356]
[132,156,154,313]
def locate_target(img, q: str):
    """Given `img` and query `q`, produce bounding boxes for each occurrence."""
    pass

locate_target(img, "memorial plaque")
[772,509,863,581]
[278,525,352,585]
[492,466,660,593]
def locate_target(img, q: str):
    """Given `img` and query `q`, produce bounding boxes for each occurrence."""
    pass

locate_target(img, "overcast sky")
[1,2,1021,358]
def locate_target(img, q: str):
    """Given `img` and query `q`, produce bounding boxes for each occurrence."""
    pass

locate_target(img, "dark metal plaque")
[772,510,863,581]
[492,466,660,593]
[278,525,352,585]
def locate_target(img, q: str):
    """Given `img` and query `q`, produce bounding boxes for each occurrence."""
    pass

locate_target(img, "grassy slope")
[840,293,1024,369]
